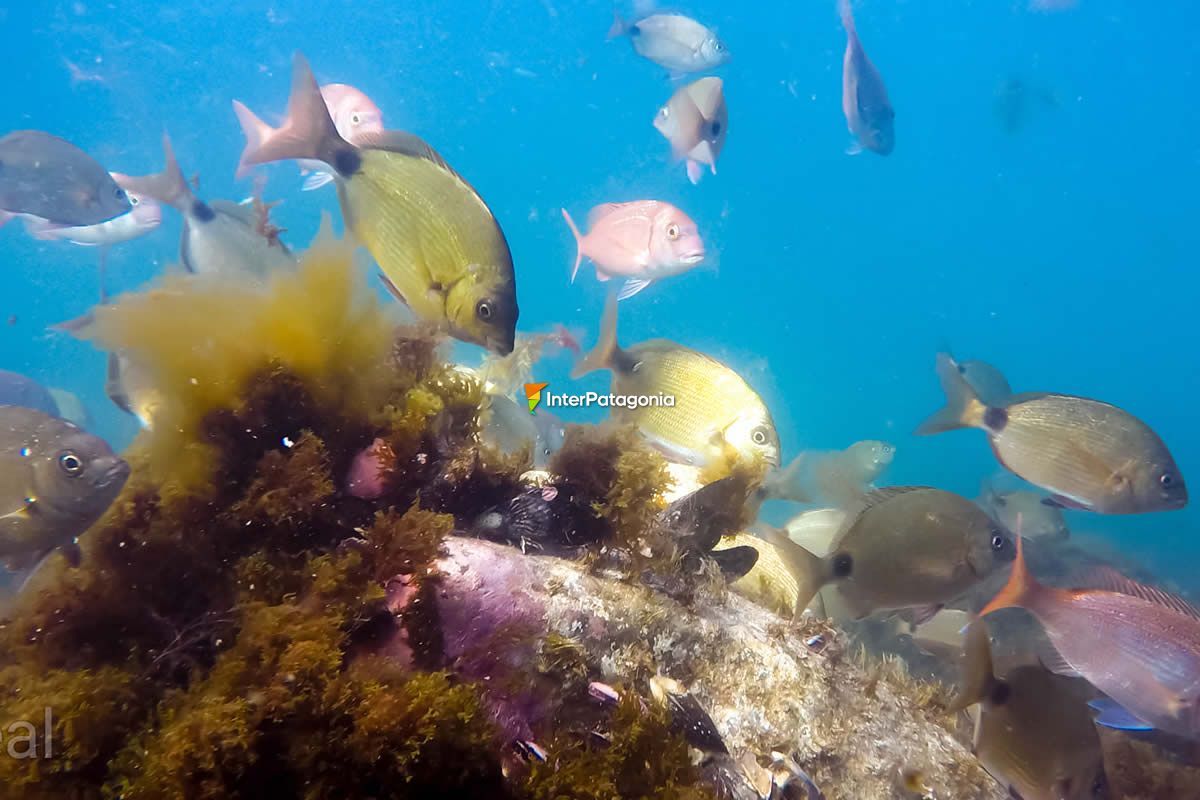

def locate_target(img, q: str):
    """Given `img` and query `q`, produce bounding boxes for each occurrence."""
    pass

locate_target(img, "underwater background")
[1,0,1198,589]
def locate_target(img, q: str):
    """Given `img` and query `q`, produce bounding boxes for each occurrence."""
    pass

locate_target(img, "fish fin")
[301,171,334,191]
[119,133,193,211]
[709,545,759,581]
[750,523,827,618]
[1089,698,1154,731]
[979,530,1046,617]
[915,352,990,435]
[1042,494,1090,511]
[0,210,11,227]
[1036,642,1082,678]
[668,71,688,82]
[949,621,997,713]
[24,219,65,240]
[617,278,652,301]
[237,53,345,173]
[571,293,619,379]
[561,208,585,282]
[605,10,627,40]
[1078,567,1200,621]
[335,179,358,235]
[377,271,410,306]
[845,141,863,156]
[686,159,703,184]
[909,604,943,626]
[48,309,96,335]
[586,202,627,227]
[231,99,275,179]
[838,0,857,36]
[209,199,256,225]
[594,270,612,282]
[354,130,461,178]
[761,454,815,505]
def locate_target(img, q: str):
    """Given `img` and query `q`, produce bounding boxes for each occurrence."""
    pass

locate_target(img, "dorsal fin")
[354,130,463,181]
[1080,567,1200,621]
[587,202,627,227]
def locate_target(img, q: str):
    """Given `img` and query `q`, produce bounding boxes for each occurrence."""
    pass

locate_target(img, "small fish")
[956,358,1012,406]
[916,353,1188,514]
[0,371,60,417]
[0,131,131,226]
[653,78,727,184]
[21,173,162,246]
[979,484,1069,541]
[982,536,1200,740]
[469,488,558,551]
[561,201,705,300]
[0,406,129,571]
[759,487,1012,620]
[649,675,728,755]
[607,12,730,75]
[764,440,895,507]
[573,294,779,469]
[480,394,564,467]
[120,135,294,279]
[953,622,1108,800]
[234,82,385,191]
[660,477,757,578]
[233,53,518,354]
[838,0,894,156]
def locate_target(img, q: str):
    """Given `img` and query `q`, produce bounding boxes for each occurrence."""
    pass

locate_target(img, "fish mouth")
[680,252,705,265]
[99,459,132,489]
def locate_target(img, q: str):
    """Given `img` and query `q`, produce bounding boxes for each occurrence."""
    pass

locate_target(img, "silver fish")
[0,130,130,225]
[120,135,294,279]
[839,0,894,155]
[608,12,730,74]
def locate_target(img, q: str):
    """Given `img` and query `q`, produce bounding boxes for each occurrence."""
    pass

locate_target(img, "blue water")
[2,2,1198,586]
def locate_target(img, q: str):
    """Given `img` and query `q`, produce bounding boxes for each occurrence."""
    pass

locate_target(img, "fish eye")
[1161,473,1175,487]
[58,451,84,476]
[751,427,769,446]
[659,107,670,118]
[667,224,680,240]
[475,300,493,320]
[129,195,139,206]
[990,532,1007,551]
[114,187,126,201]
[351,113,361,124]
[714,41,725,52]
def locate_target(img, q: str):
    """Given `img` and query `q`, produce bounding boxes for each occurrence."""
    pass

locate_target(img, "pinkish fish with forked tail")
[839,0,894,156]
[653,77,727,184]
[981,533,1200,740]
[232,82,384,190]
[561,201,705,301]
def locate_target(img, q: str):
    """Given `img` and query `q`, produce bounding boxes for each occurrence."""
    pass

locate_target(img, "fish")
[979,484,1069,540]
[119,135,295,279]
[21,173,162,246]
[648,675,728,755]
[480,394,565,468]
[561,201,705,300]
[0,406,129,571]
[469,487,558,552]
[981,535,1200,739]
[781,507,847,555]
[607,12,730,75]
[716,529,813,618]
[896,607,971,661]
[763,440,895,506]
[952,622,1106,800]
[916,352,1188,514]
[0,130,131,225]
[659,477,758,578]
[653,77,727,184]
[106,351,162,430]
[759,487,1013,620]
[232,53,518,355]
[838,0,894,156]
[957,358,1012,406]
[572,294,779,469]
[234,82,385,191]
[0,371,60,417]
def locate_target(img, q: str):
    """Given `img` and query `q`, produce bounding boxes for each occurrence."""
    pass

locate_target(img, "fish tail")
[116,133,192,212]
[238,53,345,171]
[915,352,988,435]
[751,523,828,618]
[606,10,627,40]
[838,0,857,37]
[561,208,584,282]
[231,100,276,180]
[979,530,1043,617]
[571,292,619,379]
[948,621,997,713]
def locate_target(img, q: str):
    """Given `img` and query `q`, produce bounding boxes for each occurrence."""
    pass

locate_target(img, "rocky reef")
[0,235,1007,799]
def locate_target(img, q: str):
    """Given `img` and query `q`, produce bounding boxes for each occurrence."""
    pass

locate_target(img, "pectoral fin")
[1089,698,1154,731]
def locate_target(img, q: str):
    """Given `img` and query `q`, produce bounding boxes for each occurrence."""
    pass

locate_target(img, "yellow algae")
[76,220,396,487]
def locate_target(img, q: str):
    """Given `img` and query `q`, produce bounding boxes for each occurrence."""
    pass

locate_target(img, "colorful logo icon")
[524,382,549,414]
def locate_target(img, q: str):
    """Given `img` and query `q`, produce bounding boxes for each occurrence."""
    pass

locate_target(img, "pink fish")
[232,82,384,188]
[5,173,162,246]
[653,77,727,184]
[346,437,390,500]
[560,201,705,301]
[981,533,1200,739]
